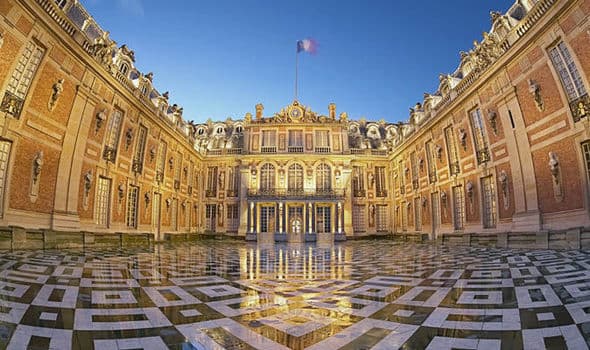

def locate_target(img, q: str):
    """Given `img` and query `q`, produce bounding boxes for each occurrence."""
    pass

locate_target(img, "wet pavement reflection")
[0,239,589,349]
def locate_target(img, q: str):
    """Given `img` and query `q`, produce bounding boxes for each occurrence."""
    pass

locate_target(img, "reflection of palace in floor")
[2,240,590,349]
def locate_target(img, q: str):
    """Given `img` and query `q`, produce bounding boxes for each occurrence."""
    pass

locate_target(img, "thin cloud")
[118,0,144,16]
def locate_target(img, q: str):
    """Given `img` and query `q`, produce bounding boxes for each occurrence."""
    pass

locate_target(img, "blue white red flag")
[297,39,317,54]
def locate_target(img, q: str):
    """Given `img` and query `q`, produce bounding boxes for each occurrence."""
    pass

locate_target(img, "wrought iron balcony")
[376,190,388,198]
[314,147,331,153]
[288,146,304,153]
[226,190,238,197]
[247,187,345,199]
[261,146,277,153]
[205,190,217,198]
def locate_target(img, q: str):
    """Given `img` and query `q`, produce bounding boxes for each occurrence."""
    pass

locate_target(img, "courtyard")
[0,239,588,349]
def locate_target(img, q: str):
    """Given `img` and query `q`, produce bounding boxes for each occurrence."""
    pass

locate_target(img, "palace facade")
[0,0,590,248]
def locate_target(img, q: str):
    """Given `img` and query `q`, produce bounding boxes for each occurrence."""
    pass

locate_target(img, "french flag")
[297,38,318,54]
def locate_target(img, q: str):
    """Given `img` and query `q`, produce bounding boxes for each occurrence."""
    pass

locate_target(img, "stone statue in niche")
[368,204,375,227]
[548,152,563,201]
[498,170,509,210]
[528,79,544,112]
[487,110,498,135]
[30,151,44,201]
[466,180,474,214]
[219,171,225,190]
[458,128,467,150]
[144,192,151,208]
[83,170,93,209]
[48,79,64,111]
[91,31,116,68]
[95,110,107,134]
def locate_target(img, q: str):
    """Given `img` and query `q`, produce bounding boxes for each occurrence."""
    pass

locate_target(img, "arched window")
[288,164,304,192]
[120,63,129,76]
[260,163,275,192]
[316,163,331,192]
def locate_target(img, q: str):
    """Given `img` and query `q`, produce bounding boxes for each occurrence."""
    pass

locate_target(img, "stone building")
[0,0,589,247]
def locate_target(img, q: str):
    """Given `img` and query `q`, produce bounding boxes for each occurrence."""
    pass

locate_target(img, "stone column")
[256,203,261,234]
[249,202,254,233]
[279,202,283,233]
[303,202,307,233]
[338,202,343,234]
[331,204,336,234]
[308,203,313,233]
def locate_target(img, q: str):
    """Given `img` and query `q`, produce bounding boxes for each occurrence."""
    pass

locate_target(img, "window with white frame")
[426,141,437,183]
[316,206,331,233]
[132,125,147,173]
[94,176,111,227]
[445,126,460,175]
[156,141,167,182]
[352,205,366,232]
[205,204,216,231]
[470,108,490,164]
[260,163,275,191]
[260,205,275,233]
[288,163,304,192]
[1,40,45,119]
[376,205,388,232]
[126,185,139,229]
[226,203,239,231]
[316,163,332,192]
[549,41,589,121]
[401,202,408,231]
[453,185,465,230]
[481,176,497,228]
[227,166,239,196]
[289,130,303,148]
[103,110,123,162]
[261,130,276,152]
[315,130,330,152]
[206,166,218,197]
[352,166,365,197]
[0,141,11,218]
[375,166,387,197]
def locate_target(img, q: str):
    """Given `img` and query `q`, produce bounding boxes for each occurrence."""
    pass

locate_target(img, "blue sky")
[82,0,515,123]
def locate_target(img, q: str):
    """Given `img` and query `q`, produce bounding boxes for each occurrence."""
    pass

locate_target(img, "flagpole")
[295,42,298,102]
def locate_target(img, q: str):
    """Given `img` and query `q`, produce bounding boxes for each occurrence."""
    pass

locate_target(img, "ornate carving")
[458,128,467,150]
[149,146,156,162]
[165,198,171,208]
[117,183,125,203]
[95,110,107,134]
[421,196,428,208]
[83,170,93,209]
[528,79,544,112]
[466,181,474,203]
[255,103,264,120]
[329,103,336,120]
[168,157,174,170]
[90,31,116,69]
[487,109,498,135]
[1,91,24,119]
[125,128,133,150]
[144,192,151,208]
[435,144,443,161]
[48,79,64,111]
[0,31,4,49]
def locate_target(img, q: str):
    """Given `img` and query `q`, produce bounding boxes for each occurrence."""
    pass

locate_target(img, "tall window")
[352,205,366,232]
[226,204,239,231]
[414,197,422,231]
[187,161,195,195]
[445,126,460,175]
[288,164,304,192]
[401,202,408,231]
[398,160,405,194]
[410,152,419,190]
[103,110,123,162]
[375,166,387,197]
[426,141,437,183]
[174,152,182,189]
[289,130,303,152]
[132,125,147,174]
[170,198,178,231]
[95,177,111,227]
[156,141,167,182]
[481,176,497,228]
[316,163,331,192]
[315,131,330,152]
[470,109,490,164]
[206,166,218,197]
[126,185,139,228]
[316,206,331,233]
[261,130,276,153]
[352,166,365,197]
[205,204,216,231]
[1,41,45,119]
[549,41,589,121]
[260,163,275,191]
[453,185,465,230]
[260,206,275,233]
[376,205,388,232]
[227,166,239,197]
[0,141,11,218]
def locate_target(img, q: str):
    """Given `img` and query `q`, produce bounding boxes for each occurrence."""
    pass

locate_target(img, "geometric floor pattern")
[1,240,590,349]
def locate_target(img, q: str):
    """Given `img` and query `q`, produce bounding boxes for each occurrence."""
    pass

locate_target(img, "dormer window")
[140,85,148,97]
[120,63,129,76]
[216,127,224,134]
[197,128,205,136]
[235,126,243,134]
